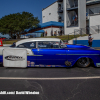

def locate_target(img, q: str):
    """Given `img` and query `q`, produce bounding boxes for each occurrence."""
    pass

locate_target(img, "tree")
[0,12,40,38]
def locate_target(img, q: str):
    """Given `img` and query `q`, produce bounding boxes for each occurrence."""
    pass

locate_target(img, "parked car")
[0,38,100,68]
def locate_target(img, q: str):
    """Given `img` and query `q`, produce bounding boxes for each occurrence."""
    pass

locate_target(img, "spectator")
[73,15,75,25]
[88,34,93,47]
[61,30,62,35]
[76,14,78,19]
[45,30,47,36]
[56,30,57,36]
[43,32,44,37]
[58,31,60,36]
[51,29,53,36]
[54,31,56,36]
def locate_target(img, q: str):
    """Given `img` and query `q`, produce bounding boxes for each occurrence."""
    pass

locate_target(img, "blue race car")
[0,38,100,68]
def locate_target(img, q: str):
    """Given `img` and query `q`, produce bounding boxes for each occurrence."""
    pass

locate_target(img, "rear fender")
[72,56,94,66]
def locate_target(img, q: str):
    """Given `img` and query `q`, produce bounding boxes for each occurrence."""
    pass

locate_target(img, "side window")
[38,41,60,49]
[17,42,36,48]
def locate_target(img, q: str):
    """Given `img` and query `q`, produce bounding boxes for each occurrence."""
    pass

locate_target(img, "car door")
[31,41,67,66]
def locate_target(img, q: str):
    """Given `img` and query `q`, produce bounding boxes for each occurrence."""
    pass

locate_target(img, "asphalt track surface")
[0,66,100,100]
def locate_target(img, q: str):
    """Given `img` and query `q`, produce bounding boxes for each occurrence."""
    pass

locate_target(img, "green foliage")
[0,11,40,38]
[41,33,44,37]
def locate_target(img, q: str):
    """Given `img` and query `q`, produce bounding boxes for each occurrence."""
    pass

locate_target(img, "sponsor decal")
[30,43,34,47]
[31,62,35,67]
[27,61,30,66]
[31,64,34,67]
[46,65,52,67]
[52,65,55,67]
[56,65,64,67]
[65,61,72,66]
[27,61,30,64]
[39,65,45,67]
[31,62,35,65]
[55,65,62,67]
[35,65,39,67]
[5,55,25,61]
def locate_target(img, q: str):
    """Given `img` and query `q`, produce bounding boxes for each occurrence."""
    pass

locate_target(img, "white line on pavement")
[0,76,100,80]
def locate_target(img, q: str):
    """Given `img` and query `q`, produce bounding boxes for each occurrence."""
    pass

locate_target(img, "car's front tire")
[77,57,90,68]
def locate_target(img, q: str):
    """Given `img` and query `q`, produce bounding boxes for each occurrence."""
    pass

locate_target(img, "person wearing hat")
[88,34,93,47]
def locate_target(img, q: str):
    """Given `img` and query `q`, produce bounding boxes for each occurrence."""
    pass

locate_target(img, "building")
[42,0,100,36]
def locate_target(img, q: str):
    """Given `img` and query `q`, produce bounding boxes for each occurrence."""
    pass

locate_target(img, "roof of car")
[16,38,61,46]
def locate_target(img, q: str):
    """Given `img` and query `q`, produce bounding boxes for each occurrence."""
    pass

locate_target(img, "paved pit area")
[0,66,100,100]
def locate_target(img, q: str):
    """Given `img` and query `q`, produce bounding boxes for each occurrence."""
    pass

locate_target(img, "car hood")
[67,44,90,49]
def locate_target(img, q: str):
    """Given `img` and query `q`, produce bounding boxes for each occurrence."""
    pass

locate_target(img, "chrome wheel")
[77,57,90,67]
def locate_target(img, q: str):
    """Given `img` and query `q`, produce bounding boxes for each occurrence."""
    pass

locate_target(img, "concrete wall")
[90,15,100,26]
[73,40,100,47]
[65,26,79,35]
[78,0,86,29]
[42,2,58,23]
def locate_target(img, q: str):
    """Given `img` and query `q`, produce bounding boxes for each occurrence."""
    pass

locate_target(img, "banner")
[3,48,27,68]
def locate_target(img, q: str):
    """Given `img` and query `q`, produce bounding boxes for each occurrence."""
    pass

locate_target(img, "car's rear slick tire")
[77,57,90,68]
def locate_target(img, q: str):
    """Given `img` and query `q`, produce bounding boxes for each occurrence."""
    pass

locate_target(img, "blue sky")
[0,0,56,37]
[0,0,56,23]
